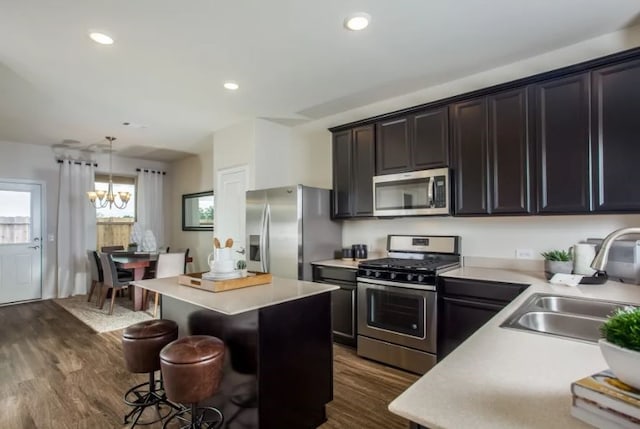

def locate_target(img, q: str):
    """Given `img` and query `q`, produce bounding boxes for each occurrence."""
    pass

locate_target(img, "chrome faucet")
[591,227,640,271]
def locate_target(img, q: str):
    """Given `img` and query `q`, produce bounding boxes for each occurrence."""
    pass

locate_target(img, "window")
[95,175,136,250]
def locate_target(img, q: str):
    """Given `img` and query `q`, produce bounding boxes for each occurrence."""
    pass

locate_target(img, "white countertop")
[311,259,361,269]
[389,267,640,429]
[132,275,338,315]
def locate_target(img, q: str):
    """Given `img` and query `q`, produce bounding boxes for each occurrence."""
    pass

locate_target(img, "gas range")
[356,234,461,374]
[357,235,461,287]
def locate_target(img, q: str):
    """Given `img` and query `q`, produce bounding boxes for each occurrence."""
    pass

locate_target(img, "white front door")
[215,165,249,258]
[0,182,42,304]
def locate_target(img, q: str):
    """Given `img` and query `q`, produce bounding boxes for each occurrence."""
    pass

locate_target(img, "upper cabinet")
[487,88,533,214]
[331,48,640,219]
[376,107,449,175]
[452,88,532,216]
[591,59,640,212]
[332,125,375,219]
[534,73,592,213]
[451,98,489,215]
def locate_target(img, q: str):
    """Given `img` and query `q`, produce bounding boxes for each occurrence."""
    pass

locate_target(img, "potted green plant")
[599,307,640,389]
[541,250,573,279]
[236,259,248,277]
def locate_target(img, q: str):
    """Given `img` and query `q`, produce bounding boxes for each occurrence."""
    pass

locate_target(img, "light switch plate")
[515,248,535,259]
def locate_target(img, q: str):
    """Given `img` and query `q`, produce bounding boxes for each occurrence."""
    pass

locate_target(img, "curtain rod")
[56,159,98,167]
[136,168,166,175]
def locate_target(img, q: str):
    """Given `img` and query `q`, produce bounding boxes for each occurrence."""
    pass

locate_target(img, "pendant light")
[86,136,131,209]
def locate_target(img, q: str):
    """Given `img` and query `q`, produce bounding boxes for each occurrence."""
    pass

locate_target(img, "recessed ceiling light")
[344,13,371,31]
[224,82,239,90]
[89,32,114,45]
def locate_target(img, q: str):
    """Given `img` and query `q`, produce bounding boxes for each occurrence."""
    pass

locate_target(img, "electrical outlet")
[515,248,535,259]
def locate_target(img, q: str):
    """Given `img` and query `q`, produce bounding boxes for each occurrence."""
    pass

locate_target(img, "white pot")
[599,339,640,389]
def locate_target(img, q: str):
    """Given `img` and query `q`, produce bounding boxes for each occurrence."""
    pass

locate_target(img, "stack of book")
[571,370,640,428]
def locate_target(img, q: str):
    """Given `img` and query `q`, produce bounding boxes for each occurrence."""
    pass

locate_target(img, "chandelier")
[86,136,131,209]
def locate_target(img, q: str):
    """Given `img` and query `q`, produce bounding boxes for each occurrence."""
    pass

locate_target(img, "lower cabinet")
[438,277,527,359]
[313,265,357,347]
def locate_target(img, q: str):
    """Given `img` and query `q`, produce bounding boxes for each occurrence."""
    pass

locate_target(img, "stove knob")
[390,272,396,280]
[365,270,372,277]
[406,274,413,282]
[374,271,382,278]
[417,274,425,282]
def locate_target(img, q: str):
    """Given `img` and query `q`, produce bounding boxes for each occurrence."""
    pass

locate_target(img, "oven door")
[357,280,437,353]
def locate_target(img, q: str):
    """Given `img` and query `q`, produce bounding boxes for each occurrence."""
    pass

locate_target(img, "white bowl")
[599,339,640,389]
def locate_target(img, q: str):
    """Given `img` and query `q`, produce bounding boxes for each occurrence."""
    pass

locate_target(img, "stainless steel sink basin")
[515,311,605,342]
[533,295,626,319]
[500,293,637,343]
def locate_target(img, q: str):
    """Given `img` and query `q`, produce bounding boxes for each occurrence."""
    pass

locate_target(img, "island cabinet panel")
[376,117,411,174]
[162,292,334,429]
[487,87,533,214]
[412,107,449,170]
[534,72,592,213]
[451,98,490,215]
[332,125,375,218]
[592,59,640,212]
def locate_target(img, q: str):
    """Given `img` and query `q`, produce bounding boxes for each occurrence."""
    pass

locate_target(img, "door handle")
[28,245,40,250]
[236,247,246,255]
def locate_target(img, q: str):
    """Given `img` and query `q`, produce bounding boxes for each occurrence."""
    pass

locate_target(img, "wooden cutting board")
[178,271,273,293]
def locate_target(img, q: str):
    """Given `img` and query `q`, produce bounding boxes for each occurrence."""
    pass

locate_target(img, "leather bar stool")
[160,335,225,429]
[122,319,179,427]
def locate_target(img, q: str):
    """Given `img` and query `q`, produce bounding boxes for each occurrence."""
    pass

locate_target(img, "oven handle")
[442,296,505,311]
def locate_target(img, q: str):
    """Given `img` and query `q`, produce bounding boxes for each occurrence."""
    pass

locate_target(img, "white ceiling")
[1,0,639,159]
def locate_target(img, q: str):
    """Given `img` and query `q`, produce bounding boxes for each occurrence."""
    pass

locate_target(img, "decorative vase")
[544,260,573,280]
[599,339,640,390]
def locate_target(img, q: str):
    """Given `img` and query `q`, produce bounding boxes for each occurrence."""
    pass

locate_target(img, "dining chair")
[175,248,191,273]
[149,252,186,318]
[99,253,133,315]
[87,250,103,305]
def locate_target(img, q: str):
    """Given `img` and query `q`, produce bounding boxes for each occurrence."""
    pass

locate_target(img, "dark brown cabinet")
[376,107,449,175]
[451,98,489,215]
[332,125,375,218]
[534,73,592,213]
[452,89,532,216]
[313,265,357,347]
[376,117,410,174]
[488,88,533,214]
[592,59,640,212]
[332,49,640,219]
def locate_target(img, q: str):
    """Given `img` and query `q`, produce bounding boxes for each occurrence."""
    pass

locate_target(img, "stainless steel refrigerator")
[246,185,342,281]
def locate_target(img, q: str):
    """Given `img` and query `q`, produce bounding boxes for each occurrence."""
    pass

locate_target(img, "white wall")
[342,214,640,260]
[0,140,169,299]
[254,119,293,189]
[213,120,255,188]
[169,145,214,272]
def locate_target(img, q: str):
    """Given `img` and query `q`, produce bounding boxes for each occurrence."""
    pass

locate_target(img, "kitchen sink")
[533,295,628,319]
[500,293,637,343]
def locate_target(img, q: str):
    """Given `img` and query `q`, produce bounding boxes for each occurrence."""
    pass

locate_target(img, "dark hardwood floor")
[0,300,418,428]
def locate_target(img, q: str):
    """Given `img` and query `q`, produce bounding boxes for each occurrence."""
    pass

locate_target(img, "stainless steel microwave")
[373,167,450,216]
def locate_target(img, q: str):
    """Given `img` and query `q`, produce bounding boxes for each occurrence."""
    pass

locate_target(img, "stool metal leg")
[123,371,172,427]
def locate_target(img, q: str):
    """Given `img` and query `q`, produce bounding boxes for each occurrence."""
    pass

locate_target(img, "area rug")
[54,294,155,333]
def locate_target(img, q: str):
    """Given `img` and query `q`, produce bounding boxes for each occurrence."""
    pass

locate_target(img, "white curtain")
[137,169,165,248]
[57,160,96,297]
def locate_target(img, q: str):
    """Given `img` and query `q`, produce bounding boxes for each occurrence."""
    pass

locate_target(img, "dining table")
[111,252,193,311]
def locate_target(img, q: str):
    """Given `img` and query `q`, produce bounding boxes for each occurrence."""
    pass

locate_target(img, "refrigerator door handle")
[259,204,267,272]
[264,204,271,273]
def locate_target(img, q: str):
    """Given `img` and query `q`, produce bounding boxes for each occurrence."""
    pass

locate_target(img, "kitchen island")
[389,267,640,429]
[132,275,338,429]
